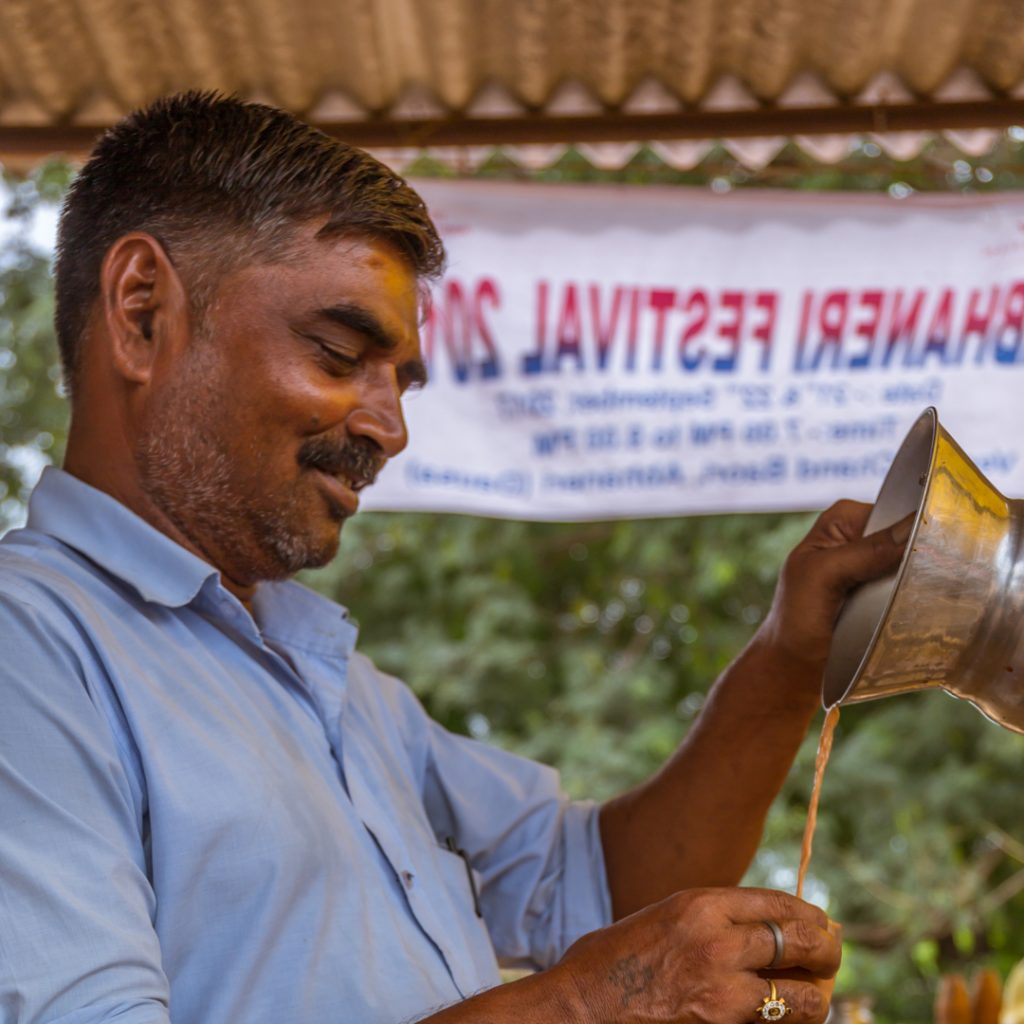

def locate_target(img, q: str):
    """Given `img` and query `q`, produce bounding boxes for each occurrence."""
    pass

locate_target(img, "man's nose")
[346,371,409,458]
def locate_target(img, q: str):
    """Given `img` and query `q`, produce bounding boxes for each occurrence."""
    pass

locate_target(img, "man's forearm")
[418,965,582,1024]
[598,631,820,919]
[597,500,908,920]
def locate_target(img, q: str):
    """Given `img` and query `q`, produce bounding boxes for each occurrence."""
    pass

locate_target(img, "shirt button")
[401,871,415,889]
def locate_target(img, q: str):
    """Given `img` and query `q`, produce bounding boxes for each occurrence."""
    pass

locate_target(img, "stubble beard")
[135,351,343,583]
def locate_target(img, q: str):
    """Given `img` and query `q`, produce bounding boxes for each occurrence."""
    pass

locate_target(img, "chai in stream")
[795,704,841,900]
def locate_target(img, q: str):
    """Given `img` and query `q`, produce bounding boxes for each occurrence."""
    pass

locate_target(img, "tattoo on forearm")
[607,954,655,1007]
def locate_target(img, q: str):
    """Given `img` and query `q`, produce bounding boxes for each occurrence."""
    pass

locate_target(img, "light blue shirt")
[0,469,611,1024]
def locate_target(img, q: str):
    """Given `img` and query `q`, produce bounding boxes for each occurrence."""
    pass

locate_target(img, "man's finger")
[736,919,841,978]
[817,511,914,593]
[886,511,916,546]
[721,888,831,930]
[807,500,873,546]
[741,975,832,1024]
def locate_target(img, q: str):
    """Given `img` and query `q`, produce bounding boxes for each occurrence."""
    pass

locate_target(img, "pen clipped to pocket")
[444,836,483,918]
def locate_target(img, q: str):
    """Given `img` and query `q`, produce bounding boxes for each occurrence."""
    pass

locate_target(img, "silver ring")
[763,920,785,969]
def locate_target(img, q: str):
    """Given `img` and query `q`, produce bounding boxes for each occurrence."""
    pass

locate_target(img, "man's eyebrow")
[314,303,398,350]
[314,303,429,389]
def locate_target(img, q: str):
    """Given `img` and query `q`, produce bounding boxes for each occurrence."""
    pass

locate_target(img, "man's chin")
[257,522,345,579]
[297,527,344,572]
[305,531,343,571]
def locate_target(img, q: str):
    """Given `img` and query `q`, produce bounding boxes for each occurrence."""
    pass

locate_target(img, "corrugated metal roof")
[1,0,1024,169]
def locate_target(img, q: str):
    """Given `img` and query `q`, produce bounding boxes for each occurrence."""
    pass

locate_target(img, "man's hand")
[423,888,840,1024]
[553,887,839,1024]
[757,499,911,682]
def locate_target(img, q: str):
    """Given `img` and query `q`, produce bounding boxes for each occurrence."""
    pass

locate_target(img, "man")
[0,92,907,1024]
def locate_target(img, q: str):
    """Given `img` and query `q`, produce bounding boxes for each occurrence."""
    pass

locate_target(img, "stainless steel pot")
[823,406,1024,734]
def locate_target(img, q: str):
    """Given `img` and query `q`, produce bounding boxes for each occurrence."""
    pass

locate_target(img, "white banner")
[362,180,1024,520]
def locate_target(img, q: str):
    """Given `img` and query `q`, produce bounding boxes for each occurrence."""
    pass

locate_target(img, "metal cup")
[823,406,1024,734]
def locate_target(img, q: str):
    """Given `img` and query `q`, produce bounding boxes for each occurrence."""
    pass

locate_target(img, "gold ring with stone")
[756,980,792,1021]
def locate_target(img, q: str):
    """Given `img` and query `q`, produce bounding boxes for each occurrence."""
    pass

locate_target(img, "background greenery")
[4,140,1024,1023]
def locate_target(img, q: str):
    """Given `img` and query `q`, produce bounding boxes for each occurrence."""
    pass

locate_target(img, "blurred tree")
[3,143,1024,1024]
[0,162,73,527]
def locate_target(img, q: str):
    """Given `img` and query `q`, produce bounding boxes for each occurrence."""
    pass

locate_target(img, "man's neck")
[62,434,259,612]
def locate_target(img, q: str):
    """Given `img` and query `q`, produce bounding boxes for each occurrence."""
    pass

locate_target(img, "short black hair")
[54,90,445,393]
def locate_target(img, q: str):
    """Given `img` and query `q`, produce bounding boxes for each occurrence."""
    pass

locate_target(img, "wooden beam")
[315,98,1024,148]
[1,98,1022,163]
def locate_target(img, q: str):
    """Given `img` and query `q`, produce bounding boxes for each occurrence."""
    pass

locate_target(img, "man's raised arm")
[598,501,909,916]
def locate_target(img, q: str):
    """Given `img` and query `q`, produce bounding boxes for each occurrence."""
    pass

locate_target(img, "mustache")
[298,434,385,487]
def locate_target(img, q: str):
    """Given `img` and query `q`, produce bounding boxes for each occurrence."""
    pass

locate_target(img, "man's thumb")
[827,512,913,591]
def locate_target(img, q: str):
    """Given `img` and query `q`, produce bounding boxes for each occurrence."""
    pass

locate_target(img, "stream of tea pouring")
[795,705,840,900]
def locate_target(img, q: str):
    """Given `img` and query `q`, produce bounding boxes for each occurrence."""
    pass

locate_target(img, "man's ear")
[100,232,189,384]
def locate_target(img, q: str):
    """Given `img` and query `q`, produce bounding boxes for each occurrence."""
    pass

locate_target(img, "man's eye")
[317,344,359,372]
[297,331,361,374]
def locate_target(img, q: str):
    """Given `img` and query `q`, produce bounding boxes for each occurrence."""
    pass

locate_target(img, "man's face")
[136,227,426,586]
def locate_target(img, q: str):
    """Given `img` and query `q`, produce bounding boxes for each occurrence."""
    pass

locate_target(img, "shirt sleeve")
[0,593,171,1024]
[379,669,613,971]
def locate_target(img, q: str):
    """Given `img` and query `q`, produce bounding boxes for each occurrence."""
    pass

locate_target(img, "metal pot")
[823,406,1024,734]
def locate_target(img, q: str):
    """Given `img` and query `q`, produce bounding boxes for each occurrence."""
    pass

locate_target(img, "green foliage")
[5,147,1024,1024]
[0,162,73,527]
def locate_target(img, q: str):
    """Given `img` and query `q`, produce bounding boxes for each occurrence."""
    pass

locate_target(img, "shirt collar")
[27,466,227,608]
[253,580,359,658]
[26,468,360,658]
